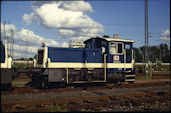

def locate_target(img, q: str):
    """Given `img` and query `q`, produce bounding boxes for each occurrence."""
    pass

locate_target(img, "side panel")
[1,68,13,84]
[48,68,66,82]
[48,48,83,62]
[43,68,104,83]
[86,50,103,63]
[48,47,103,63]
[67,68,104,83]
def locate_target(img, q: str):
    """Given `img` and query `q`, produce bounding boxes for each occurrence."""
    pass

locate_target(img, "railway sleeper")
[2,91,170,112]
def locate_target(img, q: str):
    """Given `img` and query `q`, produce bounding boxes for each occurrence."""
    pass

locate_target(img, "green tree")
[134,43,169,63]
[139,46,145,62]
[34,54,37,59]
[133,47,142,62]
[148,45,160,62]
[159,43,170,63]
[29,57,33,61]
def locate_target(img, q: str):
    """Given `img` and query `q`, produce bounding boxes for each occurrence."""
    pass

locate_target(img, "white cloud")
[71,36,90,41]
[2,1,104,58]
[13,44,38,54]
[1,24,16,37]
[22,1,104,41]
[22,12,36,25]
[1,24,16,31]
[61,42,69,47]
[58,29,76,37]
[13,52,23,57]
[61,1,94,12]
[15,28,59,47]
[160,29,170,42]
[1,23,66,58]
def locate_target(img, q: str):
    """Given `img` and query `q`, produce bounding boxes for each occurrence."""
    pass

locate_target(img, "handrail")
[104,54,107,82]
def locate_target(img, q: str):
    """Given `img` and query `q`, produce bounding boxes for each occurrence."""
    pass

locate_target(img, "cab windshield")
[1,44,5,63]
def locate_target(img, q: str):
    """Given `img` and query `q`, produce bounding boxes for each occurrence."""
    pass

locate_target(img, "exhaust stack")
[113,34,120,39]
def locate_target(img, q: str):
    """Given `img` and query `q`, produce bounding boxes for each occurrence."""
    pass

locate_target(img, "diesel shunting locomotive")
[1,41,14,90]
[31,35,135,88]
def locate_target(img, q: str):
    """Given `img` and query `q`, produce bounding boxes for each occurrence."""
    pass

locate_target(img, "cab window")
[110,42,117,54]
[37,50,44,64]
[125,44,131,57]
[118,43,123,53]
[110,42,123,54]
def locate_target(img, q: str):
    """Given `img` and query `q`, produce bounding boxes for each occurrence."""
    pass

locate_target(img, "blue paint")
[1,42,5,63]
[107,68,133,72]
[125,68,133,71]
[47,37,134,74]
[84,37,134,64]
[107,68,124,72]
[48,47,103,63]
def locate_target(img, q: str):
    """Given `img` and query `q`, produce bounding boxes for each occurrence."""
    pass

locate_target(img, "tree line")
[133,43,170,63]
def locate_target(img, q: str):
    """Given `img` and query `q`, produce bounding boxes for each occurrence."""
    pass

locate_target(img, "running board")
[125,75,135,82]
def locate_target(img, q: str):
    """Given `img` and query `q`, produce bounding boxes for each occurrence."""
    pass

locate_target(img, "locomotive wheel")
[41,77,48,89]
[87,75,91,82]
[128,81,134,84]
[41,80,48,89]
[41,81,45,89]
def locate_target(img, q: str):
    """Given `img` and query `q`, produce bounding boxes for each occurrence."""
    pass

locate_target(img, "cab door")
[125,43,132,63]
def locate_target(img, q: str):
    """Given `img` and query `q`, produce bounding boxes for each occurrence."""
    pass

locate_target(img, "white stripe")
[125,79,135,81]
[125,75,135,77]
[1,63,7,68]
[48,62,133,68]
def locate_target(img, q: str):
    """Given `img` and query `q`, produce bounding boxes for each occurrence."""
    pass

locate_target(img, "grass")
[12,63,33,68]
[141,75,152,80]
[12,79,30,86]
[49,104,67,112]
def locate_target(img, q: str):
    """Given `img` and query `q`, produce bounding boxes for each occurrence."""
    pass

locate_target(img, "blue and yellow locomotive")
[1,41,14,90]
[32,35,135,88]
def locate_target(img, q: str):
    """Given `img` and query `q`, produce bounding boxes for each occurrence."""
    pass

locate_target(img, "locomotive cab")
[1,41,13,90]
[84,35,135,83]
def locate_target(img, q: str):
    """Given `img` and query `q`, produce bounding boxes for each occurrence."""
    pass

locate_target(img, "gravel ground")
[1,85,170,104]
[83,101,171,112]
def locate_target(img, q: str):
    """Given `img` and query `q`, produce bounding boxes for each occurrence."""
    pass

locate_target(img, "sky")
[1,0,170,58]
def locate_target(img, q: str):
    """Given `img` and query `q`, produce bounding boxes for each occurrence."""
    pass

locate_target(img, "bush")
[135,65,145,73]
[49,104,67,112]
[153,64,170,71]
[12,63,32,68]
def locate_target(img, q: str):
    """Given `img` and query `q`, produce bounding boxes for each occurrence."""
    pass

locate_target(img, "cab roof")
[84,36,134,43]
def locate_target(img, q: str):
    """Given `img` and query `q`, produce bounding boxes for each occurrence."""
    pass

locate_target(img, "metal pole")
[146,0,149,76]
[3,21,6,43]
[11,29,14,58]
[25,31,29,60]
[7,21,11,57]
[7,36,9,56]
[104,54,107,82]
[145,0,147,76]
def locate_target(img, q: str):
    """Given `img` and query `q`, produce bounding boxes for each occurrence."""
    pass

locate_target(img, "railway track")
[2,80,170,95]
[2,73,170,112]
[2,90,170,112]
[1,79,169,96]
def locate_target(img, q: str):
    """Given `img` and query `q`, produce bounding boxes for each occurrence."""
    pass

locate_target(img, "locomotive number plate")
[113,55,120,61]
